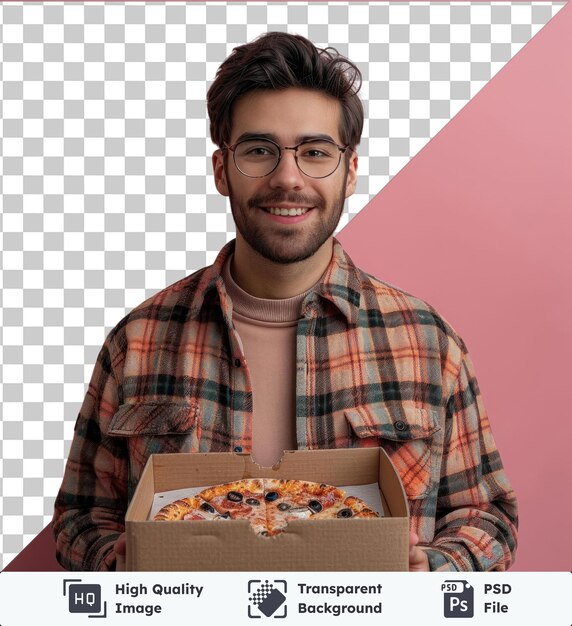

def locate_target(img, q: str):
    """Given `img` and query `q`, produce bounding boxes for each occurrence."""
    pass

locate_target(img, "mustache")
[247,192,322,209]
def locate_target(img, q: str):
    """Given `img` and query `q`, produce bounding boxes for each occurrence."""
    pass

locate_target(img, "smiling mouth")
[262,207,312,216]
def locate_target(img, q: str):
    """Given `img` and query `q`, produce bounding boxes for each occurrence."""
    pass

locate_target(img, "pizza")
[263,478,346,535]
[153,495,231,522]
[195,479,267,534]
[153,479,379,535]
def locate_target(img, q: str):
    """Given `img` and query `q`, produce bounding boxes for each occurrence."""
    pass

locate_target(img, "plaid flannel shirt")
[53,238,518,571]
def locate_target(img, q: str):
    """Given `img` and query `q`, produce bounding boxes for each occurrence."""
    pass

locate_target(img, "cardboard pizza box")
[125,447,409,571]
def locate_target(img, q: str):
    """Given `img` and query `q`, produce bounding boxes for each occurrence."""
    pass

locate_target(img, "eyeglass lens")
[233,139,342,178]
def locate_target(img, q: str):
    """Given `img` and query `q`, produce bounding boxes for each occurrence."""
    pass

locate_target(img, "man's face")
[212,88,358,264]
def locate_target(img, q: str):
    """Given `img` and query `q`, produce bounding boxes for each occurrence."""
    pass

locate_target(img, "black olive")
[200,502,216,514]
[336,508,353,518]
[308,500,322,513]
[219,512,231,519]
[260,530,269,536]
[245,498,260,506]
[227,490,243,502]
[277,503,290,511]
[265,491,279,502]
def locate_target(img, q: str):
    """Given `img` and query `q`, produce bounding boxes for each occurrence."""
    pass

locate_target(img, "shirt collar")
[189,238,362,325]
[189,239,236,327]
[310,238,362,324]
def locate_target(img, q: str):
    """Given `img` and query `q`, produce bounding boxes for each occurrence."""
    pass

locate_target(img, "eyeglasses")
[223,137,351,179]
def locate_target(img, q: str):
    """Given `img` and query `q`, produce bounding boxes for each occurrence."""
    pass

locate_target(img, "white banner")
[0,572,570,625]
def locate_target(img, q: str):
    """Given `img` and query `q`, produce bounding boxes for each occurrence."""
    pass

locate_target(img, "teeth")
[266,207,310,216]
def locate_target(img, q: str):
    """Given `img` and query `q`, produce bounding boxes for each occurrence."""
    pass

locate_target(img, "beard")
[228,165,349,265]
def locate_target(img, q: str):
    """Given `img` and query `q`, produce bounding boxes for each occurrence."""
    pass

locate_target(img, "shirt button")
[394,421,407,432]
[234,358,241,367]
[233,446,243,453]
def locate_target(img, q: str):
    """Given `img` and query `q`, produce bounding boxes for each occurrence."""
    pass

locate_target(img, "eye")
[308,151,327,159]
[236,140,279,159]
[299,141,336,159]
[301,148,328,159]
[247,146,274,156]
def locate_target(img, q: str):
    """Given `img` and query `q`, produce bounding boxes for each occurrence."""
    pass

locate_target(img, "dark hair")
[207,32,364,150]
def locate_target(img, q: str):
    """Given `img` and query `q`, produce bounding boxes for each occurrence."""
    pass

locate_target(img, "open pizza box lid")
[125,447,409,571]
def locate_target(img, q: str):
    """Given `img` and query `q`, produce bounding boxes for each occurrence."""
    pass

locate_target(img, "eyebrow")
[233,132,338,145]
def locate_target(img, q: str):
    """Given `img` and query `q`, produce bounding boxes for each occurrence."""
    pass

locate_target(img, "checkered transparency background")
[0,2,563,569]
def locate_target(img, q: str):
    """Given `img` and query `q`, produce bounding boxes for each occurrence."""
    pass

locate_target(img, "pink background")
[340,2,572,571]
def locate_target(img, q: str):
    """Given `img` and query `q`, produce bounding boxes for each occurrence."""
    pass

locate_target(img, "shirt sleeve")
[423,345,518,571]
[52,334,128,571]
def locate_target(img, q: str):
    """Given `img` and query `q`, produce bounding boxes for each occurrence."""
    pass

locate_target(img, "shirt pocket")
[107,401,201,495]
[344,403,441,500]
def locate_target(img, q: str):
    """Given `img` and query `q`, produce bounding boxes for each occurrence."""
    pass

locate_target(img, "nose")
[267,148,306,190]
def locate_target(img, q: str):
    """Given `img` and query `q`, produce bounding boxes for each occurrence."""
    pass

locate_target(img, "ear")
[212,149,230,197]
[344,150,358,198]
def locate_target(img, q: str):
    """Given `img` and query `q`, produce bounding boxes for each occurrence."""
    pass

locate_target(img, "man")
[53,32,518,571]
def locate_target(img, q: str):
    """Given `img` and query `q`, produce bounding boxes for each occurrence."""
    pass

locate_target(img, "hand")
[114,532,126,571]
[409,531,430,571]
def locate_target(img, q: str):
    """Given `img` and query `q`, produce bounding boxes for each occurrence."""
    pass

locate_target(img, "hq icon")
[63,579,107,618]
[442,580,474,618]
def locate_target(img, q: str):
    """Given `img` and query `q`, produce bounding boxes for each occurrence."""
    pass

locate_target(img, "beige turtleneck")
[222,256,312,467]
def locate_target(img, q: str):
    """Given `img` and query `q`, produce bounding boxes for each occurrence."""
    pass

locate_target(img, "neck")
[231,236,333,299]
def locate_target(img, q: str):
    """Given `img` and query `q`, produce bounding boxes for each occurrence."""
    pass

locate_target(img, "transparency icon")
[248,579,287,618]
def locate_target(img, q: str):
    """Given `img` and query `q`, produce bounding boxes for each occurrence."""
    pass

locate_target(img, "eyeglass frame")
[222,136,353,179]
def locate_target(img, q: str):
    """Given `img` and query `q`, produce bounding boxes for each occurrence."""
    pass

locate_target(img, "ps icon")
[442,580,474,618]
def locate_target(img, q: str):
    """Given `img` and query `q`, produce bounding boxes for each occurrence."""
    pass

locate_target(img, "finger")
[115,533,127,555]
